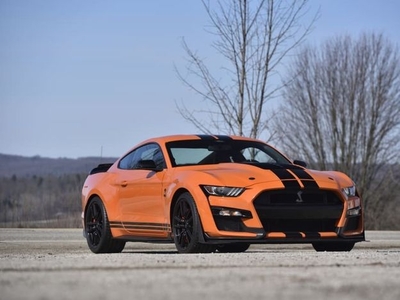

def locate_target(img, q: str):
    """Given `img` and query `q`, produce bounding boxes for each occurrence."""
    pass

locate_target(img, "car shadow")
[122,250,179,254]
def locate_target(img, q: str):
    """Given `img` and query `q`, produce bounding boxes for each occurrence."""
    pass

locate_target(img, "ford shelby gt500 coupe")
[81,134,364,253]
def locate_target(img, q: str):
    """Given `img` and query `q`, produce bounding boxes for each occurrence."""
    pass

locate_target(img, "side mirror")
[135,160,162,171]
[293,160,307,168]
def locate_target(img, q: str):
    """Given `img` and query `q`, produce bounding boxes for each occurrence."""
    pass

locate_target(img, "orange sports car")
[81,134,364,253]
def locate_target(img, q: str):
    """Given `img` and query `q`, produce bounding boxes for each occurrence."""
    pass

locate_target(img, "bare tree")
[275,33,400,228]
[176,0,316,139]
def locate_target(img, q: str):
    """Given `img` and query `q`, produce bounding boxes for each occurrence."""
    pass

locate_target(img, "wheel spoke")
[95,204,102,221]
[92,204,98,219]
[179,202,186,218]
[185,228,192,242]
[178,231,184,246]
[183,203,191,219]
[88,232,97,245]
[87,226,96,234]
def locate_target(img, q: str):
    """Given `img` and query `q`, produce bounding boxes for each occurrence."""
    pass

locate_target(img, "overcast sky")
[1,0,399,158]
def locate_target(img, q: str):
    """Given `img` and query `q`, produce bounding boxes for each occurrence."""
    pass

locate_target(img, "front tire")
[172,192,214,253]
[312,242,355,252]
[85,197,125,253]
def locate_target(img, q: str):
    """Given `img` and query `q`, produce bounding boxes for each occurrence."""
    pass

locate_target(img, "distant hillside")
[0,154,118,178]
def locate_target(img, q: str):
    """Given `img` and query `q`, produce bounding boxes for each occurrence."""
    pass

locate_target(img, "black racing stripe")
[196,135,217,140]
[214,135,232,141]
[270,169,301,188]
[291,169,319,188]
[272,169,296,180]
[291,169,313,180]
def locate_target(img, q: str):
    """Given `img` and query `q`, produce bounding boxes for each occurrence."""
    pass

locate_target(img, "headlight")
[343,185,361,216]
[202,185,245,197]
[342,186,356,197]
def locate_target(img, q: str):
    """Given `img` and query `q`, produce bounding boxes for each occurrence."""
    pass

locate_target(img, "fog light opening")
[347,207,361,216]
[219,209,244,217]
[212,207,252,218]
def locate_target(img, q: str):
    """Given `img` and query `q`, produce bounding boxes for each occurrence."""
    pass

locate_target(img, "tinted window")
[119,143,166,170]
[166,140,291,167]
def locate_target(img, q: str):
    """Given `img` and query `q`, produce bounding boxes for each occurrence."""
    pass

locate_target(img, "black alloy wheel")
[85,197,125,253]
[172,192,214,253]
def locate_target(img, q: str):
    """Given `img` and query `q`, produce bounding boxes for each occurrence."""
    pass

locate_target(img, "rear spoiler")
[89,163,114,175]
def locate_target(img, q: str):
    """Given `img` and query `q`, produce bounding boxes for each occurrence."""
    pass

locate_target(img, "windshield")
[166,139,291,167]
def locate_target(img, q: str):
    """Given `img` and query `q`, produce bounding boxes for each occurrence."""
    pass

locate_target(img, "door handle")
[120,180,128,187]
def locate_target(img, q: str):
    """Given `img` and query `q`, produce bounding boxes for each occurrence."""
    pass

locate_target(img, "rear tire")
[312,242,355,252]
[172,192,214,253]
[85,197,125,253]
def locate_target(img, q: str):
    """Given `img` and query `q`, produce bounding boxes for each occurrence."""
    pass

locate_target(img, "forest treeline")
[0,154,117,177]
[0,173,85,228]
[0,154,116,228]
[0,154,399,229]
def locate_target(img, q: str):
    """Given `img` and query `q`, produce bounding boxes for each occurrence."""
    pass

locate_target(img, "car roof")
[138,134,261,145]
[119,134,285,162]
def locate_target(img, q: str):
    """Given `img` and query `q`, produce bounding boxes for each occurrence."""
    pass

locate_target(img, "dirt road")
[0,229,399,300]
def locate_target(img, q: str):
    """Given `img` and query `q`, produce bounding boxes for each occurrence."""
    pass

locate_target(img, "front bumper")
[203,231,365,244]
[202,187,364,244]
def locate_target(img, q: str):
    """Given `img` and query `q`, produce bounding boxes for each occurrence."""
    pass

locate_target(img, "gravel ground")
[0,229,399,300]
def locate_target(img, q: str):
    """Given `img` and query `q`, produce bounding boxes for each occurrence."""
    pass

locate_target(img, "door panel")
[114,142,169,237]
[116,169,167,236]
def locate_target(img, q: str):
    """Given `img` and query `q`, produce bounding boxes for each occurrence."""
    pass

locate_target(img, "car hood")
[181,162,352,189]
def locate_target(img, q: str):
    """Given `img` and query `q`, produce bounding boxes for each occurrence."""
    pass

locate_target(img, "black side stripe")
[290,169,319,188]
[270,169,301,188]
[109,221,123,227]
[110,221,170,231]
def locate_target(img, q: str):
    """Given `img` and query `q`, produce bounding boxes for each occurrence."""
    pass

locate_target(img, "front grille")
[253,189,343,232]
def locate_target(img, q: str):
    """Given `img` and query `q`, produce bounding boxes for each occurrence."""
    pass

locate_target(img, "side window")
[118,143,166,170]
[119,151,136,170]
[151,147,166,169]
